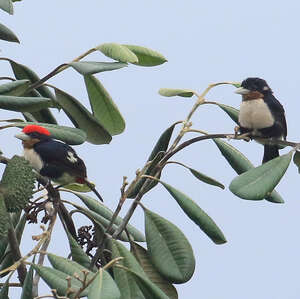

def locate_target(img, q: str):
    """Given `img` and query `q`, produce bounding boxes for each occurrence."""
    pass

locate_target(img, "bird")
[15,124,104,202]
[235,77,287,163]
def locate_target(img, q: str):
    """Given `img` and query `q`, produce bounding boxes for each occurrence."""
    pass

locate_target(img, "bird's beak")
[15,132,30,141]
[235,87,251,95]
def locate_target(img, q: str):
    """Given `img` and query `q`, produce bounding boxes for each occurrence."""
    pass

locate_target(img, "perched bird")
[235,77,287,163]
[15,124,104,201]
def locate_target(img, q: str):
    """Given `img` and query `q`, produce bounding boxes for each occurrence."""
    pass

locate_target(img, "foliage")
[0,2,297,298]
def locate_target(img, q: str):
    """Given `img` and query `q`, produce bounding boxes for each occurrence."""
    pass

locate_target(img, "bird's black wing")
[265,95,287,139]
[34,140,87,178]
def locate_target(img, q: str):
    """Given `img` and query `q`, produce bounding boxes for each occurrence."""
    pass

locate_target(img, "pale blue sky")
[1,1,300,298]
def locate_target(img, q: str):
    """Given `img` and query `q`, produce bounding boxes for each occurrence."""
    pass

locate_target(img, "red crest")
[22,125,51,136]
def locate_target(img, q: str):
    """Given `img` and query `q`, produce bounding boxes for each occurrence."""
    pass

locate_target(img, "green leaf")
[214,138,285,203]
[213,138,252,174]
[127,122,179,198]
[97,43,138,63]
[13,122,87,145]
[0,214,26,277]
[0,22,19,43]
[66,201,129,241]
[158,88,195,98]
[131,243,178,299]
[0,80,31,96]
[9,60,56,102]
[215,103,239,124]
[127,151,164,199]
[0,212,20,260]
[32,264,87,298]
[88,269,121,299]
[123,45,167,67]
[157,179,226,244]
[120,267,170,299]
[110,239,146,299]
[68,191,145,242]
[0,0,13,14]
[0,95,52,112]
[8,60,57,124]
[148,122,178,161]
[0,278,9,299]
[170,161,225,189]
[229,151,293,200]
[47,253,94,282]
[144,209,195,283]
[293,151,300,173]
[55,88,111,144]
[70,61,127,75]
[66,231,92,270]
[84,75,125,135]
[264,190,284,204]
[20,265,34,299]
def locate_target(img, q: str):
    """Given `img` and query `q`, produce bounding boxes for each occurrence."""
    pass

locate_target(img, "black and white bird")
[15,124,104,201]
[235,77,287,163]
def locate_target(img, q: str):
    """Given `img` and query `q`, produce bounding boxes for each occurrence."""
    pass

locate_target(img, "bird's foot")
[235,132,251,142]
[234,125,240,137]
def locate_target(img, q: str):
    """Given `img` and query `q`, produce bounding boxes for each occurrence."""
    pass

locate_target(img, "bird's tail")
[263,145,279,163]
[84,179,104,202]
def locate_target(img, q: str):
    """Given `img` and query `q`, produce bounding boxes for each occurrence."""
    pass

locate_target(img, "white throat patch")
[239,98,274,129]
[23,148,43,171]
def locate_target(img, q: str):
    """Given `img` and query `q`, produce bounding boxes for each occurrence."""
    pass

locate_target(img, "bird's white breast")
[239,98,274,129]
[23,148,43,171]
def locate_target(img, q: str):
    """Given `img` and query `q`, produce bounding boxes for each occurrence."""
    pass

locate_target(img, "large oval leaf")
[229,151,293,200]
[66,232,92,270]
[96,43,138,63]
[88,269,121,299]
[47,253,94,281]
[148,122,178,161]
[127,122,180,198]
[120,267,170,299]
[131,243,178,299]
[12,122,87,145]
[0,95,52,112]
[8,60,56,101]
[215,103,239,124]
[8,60,57,124]
[123,45,167,67]
[70,61,127,75]
[0,0,13,14]
[110,239,146,299]
[55,88,111,144]
[0,22,19,43]
[213,138,284,203]
[144,209,195,283]
[213,138,252,174]
[67,191,145,242]
[84,75,125,135]
[0,214,26,277]
[158,88,195,98]
[20,265,33,299]
[157,180,226,244]
[0,80,30,96]
[32,264,87,298]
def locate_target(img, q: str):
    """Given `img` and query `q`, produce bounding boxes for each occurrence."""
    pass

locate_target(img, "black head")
[241,77,272,95]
